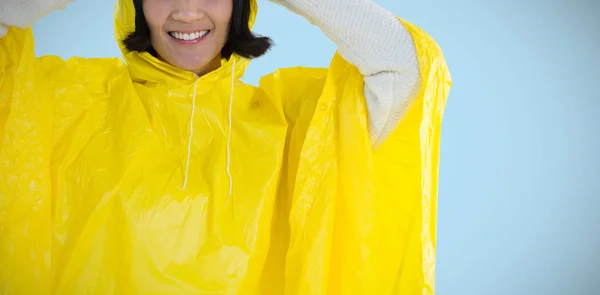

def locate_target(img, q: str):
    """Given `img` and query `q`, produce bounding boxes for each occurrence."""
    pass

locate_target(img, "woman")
[0,0,451,294]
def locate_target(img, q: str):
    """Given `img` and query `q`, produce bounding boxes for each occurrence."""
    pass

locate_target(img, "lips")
[168,30,210,41]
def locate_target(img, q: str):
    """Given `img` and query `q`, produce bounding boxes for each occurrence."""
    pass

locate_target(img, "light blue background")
[33,0,599,294]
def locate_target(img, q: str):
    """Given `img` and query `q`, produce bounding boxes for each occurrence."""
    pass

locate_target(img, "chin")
[168,51,220,74]
[176,60,205,72]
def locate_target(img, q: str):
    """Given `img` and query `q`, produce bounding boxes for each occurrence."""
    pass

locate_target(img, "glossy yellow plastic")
[0,0,451,293]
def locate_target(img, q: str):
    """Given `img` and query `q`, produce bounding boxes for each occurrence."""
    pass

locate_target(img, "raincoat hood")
[113,0,257,85]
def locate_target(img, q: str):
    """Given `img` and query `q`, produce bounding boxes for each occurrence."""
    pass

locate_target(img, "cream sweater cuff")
[270,0,419,77]
[0,25,8,37]
[0,0,72,37]
[271,0,421,147]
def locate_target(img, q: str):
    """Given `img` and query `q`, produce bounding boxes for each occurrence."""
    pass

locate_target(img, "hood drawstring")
[182,77,199,190]
[226,59,236,196]
[182,59,236,196]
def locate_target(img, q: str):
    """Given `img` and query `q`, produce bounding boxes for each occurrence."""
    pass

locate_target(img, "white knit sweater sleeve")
[270,0,421,148]
[0,0,73,37]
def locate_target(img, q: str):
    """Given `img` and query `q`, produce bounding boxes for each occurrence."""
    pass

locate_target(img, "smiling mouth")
[168,30,210,42]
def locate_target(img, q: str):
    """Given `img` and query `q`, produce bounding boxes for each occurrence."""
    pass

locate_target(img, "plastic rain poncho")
[0,0,452,294]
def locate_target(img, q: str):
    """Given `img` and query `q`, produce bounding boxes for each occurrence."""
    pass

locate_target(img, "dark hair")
[122,0,273,60]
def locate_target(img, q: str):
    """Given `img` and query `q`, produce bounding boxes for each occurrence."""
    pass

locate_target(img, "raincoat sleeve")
[0,5,59,290]
[1,20,125,292]
[257,18,452,294]
[0,24,55,292]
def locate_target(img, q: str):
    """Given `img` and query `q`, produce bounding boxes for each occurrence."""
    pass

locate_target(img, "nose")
[171,0,207,23]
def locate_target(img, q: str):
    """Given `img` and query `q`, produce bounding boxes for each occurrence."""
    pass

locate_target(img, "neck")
[196,54,223,77]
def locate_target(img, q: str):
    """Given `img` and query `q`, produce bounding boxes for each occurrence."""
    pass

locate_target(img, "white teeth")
[170,31,208,41]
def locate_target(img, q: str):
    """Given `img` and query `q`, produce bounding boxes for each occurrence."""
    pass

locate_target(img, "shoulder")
[258,66,329,122]
[36,56,129,114]
[260,66,328,84]
[35,56,130,136]
[37,56,128,84]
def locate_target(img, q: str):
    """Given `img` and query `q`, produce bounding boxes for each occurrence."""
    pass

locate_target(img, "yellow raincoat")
[0,0,451,293]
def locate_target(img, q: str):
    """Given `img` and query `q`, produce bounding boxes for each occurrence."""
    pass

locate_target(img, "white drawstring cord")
[182,59,236,192]
[182,78,199,190]
[226,59,236,196]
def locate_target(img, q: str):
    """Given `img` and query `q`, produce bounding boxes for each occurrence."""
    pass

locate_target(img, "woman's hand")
[0,0,73,37]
